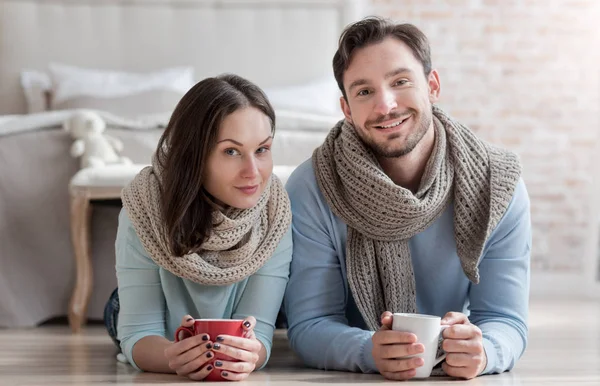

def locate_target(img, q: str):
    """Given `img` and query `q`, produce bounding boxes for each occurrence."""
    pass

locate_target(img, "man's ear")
[340,96,353,124]
[428,69,441,103]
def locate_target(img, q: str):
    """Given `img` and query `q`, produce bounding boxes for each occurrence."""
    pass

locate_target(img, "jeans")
[103,287,121,350]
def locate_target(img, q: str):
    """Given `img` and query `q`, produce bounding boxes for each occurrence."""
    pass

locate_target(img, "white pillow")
[48,63,194,106]
[275,109,340,132]
[264,77,344,118]
[20,64,195,115]
[20,70,52,113]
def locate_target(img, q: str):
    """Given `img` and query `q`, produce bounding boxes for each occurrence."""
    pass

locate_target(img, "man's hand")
[441,312,487,379]
[372,311,425,381]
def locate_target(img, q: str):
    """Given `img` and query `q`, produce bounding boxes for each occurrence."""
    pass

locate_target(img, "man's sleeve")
[469,178,531,374]
[283,162,379,373]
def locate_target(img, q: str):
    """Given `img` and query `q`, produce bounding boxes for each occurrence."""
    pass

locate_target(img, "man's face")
[340,37,440,158]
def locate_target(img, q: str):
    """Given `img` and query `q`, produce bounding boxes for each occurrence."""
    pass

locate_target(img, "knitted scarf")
[121,158,292,286]
[313,105,521,331]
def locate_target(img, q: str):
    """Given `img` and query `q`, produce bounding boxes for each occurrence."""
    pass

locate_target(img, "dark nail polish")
[216,336,224,342]
[206,365,213,371]
[213,343,221,350]
[215,360,223,367]
[243,321,251,328]
[186,317,193,322]
[202,334,209,341]
[206,343,212,349]
[221,371,229,377]
[206,352,213,358]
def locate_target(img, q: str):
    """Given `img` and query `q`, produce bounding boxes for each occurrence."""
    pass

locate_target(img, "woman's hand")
[163,315,215,381]
[211,316,264,381]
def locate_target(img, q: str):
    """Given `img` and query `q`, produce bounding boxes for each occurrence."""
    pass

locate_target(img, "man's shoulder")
[286,158,318,195]
[504,177,530,221]
[285,158,335,219]
[488,177,531,238]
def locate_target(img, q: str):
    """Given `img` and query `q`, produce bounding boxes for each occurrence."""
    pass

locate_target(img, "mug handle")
[433,325,449,366]
[175,325,195,342]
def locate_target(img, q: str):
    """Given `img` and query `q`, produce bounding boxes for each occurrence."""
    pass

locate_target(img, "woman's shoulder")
[116,207,155,264]
[256,224,293,273]
[274,224,293,254]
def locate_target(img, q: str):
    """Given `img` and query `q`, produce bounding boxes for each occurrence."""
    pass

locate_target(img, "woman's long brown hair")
[155,74,275,257]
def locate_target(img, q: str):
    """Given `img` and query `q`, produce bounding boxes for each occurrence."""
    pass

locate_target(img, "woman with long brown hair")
[103,74,292,381]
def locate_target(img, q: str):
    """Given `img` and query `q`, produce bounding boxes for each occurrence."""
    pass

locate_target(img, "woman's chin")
[227,195,261,210]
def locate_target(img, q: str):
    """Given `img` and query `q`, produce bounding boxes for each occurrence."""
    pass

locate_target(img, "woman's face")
[204,107,274,209]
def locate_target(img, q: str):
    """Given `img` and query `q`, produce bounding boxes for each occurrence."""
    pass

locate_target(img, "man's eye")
[395,79,408,86]
[357,89,370,96]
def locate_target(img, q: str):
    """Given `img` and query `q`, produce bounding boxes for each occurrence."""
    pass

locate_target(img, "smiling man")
[283,17,531,381]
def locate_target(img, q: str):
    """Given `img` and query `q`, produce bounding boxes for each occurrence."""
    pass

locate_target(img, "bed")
[0,0,367,327]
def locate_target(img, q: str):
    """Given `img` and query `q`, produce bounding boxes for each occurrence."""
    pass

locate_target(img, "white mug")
[392,313,448,379]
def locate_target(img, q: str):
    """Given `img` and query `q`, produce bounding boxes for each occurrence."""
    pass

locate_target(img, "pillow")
[20,64,195,117]
[264,77,344,118]
[20,70,52,113]
[275,109,340,132]
[48,63,194,117]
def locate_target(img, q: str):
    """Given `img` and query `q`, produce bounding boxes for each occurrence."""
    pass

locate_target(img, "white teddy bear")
[64,110,132,169]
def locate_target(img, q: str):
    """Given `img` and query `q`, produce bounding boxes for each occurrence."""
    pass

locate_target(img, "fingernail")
[221,371,229,377]
[206,365,213,371]
[215,360,223,367]
[216,336,224,342]
[213,343,221,350]
[206,343,212,349]
[243,321,251,328]
[186,317,193,322]
[202,334,209,341]
[206,352,213,358]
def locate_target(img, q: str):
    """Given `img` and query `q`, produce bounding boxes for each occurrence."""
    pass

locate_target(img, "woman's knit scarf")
[121,158,292,285]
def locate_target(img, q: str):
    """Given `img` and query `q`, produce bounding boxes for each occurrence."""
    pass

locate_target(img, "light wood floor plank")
[1,299,598,385]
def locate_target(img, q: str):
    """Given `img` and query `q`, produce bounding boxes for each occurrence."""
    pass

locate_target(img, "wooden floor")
[1,299,599,385]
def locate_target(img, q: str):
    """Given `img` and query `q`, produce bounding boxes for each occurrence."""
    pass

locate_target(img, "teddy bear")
[63,110,132,169]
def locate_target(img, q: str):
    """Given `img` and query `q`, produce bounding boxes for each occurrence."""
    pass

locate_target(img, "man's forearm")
[288,319,377,373]
[132,335,175,373]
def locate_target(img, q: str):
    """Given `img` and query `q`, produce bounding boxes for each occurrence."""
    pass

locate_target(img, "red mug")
[175,319,245,382]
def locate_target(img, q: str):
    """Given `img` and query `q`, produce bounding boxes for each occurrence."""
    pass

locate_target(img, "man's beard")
[358,109,432,158]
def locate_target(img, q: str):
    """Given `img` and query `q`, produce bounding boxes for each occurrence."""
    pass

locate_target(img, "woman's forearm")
[132,335,175,373]
[256,340,268,369]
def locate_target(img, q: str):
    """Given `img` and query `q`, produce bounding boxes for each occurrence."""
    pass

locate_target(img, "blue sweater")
[115,208,293,370]
[283,159,531,375]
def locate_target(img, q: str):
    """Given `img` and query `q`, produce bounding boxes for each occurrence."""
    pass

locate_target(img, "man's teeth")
[377,118,406,129]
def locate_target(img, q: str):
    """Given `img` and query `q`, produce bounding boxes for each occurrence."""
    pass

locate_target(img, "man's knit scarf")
[121,158,292,285]
[313,105,521,330]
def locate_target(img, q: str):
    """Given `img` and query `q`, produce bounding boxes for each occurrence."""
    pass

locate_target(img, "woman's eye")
[225,148,240,156]
[256,146,270,154]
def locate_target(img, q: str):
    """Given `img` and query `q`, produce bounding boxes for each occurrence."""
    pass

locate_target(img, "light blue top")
[283,159,531,375]
[115,208,293,371]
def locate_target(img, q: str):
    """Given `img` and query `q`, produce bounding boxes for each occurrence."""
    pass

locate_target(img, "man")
[283,17,530,381]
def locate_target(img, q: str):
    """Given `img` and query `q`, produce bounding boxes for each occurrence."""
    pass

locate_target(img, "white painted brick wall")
[370,0,600,272]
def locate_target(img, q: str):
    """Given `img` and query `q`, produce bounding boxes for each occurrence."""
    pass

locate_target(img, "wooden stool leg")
[68,191,93,333]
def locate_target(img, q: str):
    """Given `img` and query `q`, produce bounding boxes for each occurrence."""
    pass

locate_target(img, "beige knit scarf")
[121,158,292,286]
[313,105,521,331]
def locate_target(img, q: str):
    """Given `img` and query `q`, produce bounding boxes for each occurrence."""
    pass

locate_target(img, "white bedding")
[0,110,171,137]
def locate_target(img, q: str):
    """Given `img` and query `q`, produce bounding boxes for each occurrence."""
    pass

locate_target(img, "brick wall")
[370,0,600,272]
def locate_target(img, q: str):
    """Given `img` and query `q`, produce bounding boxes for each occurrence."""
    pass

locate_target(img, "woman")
[103,74,292,381]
